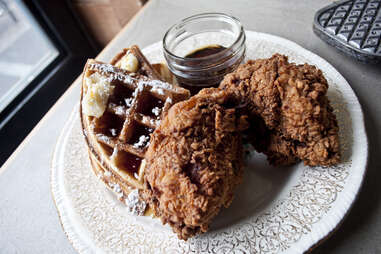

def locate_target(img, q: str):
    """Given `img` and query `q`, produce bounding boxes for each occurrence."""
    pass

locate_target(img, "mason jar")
[163,13,246,95]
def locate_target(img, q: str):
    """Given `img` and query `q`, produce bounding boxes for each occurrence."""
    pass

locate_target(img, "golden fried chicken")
[220,54,340,166]
[142,88,248,240]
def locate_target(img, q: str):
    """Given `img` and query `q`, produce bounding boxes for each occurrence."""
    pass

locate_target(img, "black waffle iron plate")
[313,0,381,63]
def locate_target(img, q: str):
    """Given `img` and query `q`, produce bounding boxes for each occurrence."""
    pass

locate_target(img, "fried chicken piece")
[142,88,248,240]
[220,54,340,166]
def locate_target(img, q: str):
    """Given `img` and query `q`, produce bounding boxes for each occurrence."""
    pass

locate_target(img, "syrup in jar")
[163,13,246,95]
[185,44,227,58]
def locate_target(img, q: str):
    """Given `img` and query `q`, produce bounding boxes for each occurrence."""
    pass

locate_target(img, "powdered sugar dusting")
[96,134,110,143]
[165,97,172,104]
[133,135,150,148]
[151,86,164,95]
[89,63,116,74]
[110,103,126,116]
[110,129,117,137]
[88,62,182,95]
[109,183,123,199]
[152,107,161,117]
[125,98,133,107]
[125,189,146,216]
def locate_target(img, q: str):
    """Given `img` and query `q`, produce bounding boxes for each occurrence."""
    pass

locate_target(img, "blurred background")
[0,0,144,166]
[72,0,147,47]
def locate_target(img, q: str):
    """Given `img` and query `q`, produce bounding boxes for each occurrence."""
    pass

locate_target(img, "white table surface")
[1,0,381,253]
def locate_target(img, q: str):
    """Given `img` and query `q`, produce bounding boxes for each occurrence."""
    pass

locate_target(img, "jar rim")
[162,12,245,61]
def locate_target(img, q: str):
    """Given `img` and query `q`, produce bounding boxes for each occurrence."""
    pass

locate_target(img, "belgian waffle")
[88,151,155,216]
[110,45,163,80]
[80,54,190,215]
[111,45,179,85]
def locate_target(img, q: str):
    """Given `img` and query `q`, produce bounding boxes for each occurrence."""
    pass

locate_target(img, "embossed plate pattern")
[51,31,368,254]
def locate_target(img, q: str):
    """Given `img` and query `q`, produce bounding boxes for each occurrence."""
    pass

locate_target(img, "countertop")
[1,0,380,253]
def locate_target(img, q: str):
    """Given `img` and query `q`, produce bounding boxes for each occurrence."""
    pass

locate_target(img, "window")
[0,0,59,113]
[0,0,98,166]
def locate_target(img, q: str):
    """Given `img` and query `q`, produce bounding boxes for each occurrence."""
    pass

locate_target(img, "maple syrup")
[163,13,246,95]
[185,44,227,59]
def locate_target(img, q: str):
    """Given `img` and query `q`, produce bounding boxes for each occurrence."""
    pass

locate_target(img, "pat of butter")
[120,53,139,73]
[82,72,114,118]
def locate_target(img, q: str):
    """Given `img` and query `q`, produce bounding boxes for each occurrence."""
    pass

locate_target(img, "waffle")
[110,45,164,80]
[111,45,179,85]
[80,51,190,215]
[88,151,154,216]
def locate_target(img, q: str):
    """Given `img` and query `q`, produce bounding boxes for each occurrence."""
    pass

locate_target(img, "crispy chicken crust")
[220,54,340,166]
[142,88,248,240]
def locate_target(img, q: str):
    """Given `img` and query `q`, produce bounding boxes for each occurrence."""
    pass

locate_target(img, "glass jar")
[163,13,246,94]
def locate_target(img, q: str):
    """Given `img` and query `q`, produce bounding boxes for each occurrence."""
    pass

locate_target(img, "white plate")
[51,31,368,254]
